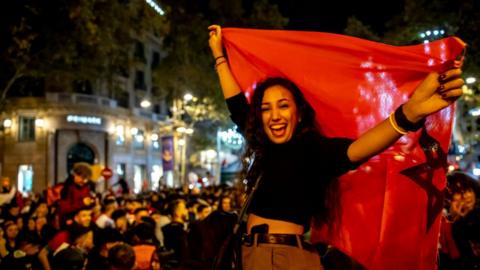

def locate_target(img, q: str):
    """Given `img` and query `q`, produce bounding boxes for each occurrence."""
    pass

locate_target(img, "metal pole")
[180,134,187,186]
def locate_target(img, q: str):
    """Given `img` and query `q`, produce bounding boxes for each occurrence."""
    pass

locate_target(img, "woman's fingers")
[440,88,463,99]
[438,68,462,83]
[438,78,465,94]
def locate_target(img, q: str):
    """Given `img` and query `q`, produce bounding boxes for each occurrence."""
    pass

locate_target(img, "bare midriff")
[247,213,304,234]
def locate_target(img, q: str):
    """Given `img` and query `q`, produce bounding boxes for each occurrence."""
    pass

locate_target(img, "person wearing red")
[57,162,94,226]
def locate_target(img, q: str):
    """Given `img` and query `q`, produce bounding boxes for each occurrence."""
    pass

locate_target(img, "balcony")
[46,92,118,108]
[132,108,167,122]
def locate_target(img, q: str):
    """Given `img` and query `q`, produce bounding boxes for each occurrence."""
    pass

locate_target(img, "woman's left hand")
[403,65,464,123]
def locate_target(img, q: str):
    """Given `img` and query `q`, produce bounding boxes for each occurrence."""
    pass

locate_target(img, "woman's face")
[450,189,477,217]
[261,85,299,144]
[28,218,36,231]
[36,203,48,218]
[35,217,47,232]
[6,224,19,239]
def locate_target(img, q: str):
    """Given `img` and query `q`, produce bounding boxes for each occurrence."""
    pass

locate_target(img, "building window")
[73,80,93,94]
[133,164,146,193]
[18,165,33,194]
[134,41,146,62]
[115,125,125,146]
[134,70,146,90]
[151,165,163,191]
[117,91,130,108]
[133,129,145,150]
[151,51,160,69]
[18,116,35,142]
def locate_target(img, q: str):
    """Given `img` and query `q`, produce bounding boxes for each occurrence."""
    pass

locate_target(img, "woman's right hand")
[208,25,224,58]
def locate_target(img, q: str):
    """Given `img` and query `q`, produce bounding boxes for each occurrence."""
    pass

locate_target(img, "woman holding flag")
[208,24,464,270]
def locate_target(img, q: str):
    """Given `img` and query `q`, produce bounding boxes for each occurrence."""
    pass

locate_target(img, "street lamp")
[3,119,12,128]
[466,77,476,84]
[140,99,151,108]
[184,93,193,102]
[35,118,45,128]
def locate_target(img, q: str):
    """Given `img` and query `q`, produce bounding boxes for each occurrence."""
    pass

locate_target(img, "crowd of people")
[0,162,244,270]
[0,161,479,269]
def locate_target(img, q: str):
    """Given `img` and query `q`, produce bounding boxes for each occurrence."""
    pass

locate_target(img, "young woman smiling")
[208,25,464,270]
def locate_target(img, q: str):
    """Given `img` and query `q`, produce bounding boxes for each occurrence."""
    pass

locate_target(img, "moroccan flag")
[222,28,465,270]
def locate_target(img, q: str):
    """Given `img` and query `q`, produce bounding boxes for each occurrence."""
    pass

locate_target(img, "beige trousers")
[242,241,324,270]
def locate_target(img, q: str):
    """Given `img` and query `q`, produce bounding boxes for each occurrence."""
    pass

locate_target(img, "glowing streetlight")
[183,93,193,102]
[176,126,186,133]
[3,119,12,128]
[466,77,476,84]
[178,138,185,146]
[151,133,159,141]
[35,118,45,127]
[470,107,480,117]
[140,99,151,108]
[185,128,194,135]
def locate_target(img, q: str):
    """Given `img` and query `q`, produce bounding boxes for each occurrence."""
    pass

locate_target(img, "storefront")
[0,94,170,194]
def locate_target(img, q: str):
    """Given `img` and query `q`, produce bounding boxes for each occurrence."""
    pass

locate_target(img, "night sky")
[269,0,405,34]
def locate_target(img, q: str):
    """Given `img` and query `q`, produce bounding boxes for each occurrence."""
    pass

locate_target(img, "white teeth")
[270,124,286,130]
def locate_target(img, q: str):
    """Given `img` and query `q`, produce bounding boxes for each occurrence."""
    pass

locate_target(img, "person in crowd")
[0,232,42,270]
[0,177,17,207]
[208,24,464,269]
[52,246,87,270]
[187,200,199,222]
[0,220,19,257]
[439,171,480,269]
[58,162,94,226]
[2,201,21,222]
[108,243,136,270]
[162,199,189,267]
[149,211,165,246]
[217,195,233,213]
[133,207,149,225]
[96,198,117,229]
[111,209,128,236]
[38,206,93,270]
[87,227,123,270]
[112,178,131,196]
[130,221,160,270]
[196,204,212,221]
[50,223,94,270]
[32,200,49,219]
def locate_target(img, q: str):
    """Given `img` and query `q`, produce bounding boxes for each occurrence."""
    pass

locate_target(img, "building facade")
[0,34,177,194]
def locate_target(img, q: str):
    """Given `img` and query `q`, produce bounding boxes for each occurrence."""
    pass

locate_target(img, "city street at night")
[0,1,479,269]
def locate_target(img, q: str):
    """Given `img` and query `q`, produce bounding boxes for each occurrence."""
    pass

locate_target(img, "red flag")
[222,28,465,270]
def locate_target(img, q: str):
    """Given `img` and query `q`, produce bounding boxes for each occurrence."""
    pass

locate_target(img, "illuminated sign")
[66,115,102,125]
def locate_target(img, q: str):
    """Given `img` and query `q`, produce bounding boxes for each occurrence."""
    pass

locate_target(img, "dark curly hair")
[446,170,480,208]
[242,77,340,227]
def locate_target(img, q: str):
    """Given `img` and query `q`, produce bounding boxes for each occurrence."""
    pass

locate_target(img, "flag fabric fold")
[222,28,465,270]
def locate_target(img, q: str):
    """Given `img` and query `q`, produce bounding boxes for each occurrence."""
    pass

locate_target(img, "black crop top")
[226,93,359,227]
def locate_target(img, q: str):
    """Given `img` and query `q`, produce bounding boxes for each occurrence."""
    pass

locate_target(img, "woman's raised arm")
[347,66,464,163]
[208,25,242,99]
